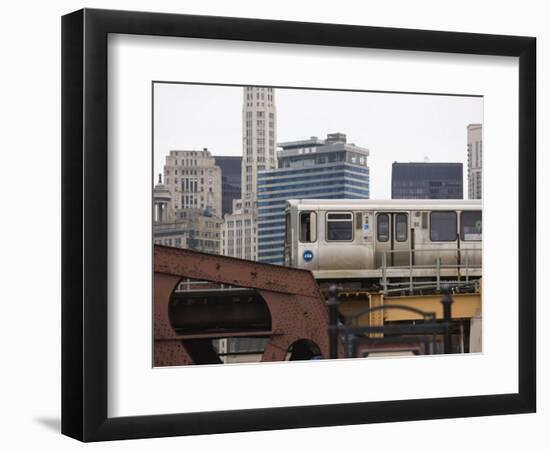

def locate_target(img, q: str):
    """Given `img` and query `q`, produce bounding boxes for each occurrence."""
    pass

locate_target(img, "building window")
[430,211,457,241]
[326,212,353,241]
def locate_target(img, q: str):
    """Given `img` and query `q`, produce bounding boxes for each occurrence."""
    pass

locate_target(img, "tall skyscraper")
[467,124,482,199]
[257,132,370,265]
[241,87,277,198]
[391,162,463,199]
[222,87,277,261]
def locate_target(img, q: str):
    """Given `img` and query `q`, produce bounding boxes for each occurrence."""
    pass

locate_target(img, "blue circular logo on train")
[303,250,314,262]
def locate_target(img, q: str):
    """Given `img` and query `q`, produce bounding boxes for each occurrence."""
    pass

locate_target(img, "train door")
[375,213,391,268]
[393,213,410,267]
[375,212,410,268]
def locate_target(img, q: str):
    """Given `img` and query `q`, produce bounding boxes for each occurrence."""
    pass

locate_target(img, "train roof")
[286,199,482,211]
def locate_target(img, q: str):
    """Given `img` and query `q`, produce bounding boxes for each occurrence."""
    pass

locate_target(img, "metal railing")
[380,247,481,295]
[327,285,457,357]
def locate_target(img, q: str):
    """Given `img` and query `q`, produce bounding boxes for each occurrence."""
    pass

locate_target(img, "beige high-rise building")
[242,87,277,198]
[467,124,482,199]
[172,208,222,254]
[154,148,223,255]
[163,148,222,217]
[153,173,223,254]
[221,197,257,260]
[153,175,188,249]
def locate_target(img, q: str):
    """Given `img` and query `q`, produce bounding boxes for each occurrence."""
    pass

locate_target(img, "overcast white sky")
[153,83,483,199]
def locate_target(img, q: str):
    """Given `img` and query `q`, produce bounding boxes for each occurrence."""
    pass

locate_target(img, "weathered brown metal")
[170,289,271,333]
[154,272,194,367]
[153,245,330,366]
[259,290,329,362]
[155,245,322,298]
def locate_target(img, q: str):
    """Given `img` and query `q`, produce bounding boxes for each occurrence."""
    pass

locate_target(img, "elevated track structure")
[154,245,482,366]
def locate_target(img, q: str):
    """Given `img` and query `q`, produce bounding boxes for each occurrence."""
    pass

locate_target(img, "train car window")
[430,211,457,241]
[326,212,353,241]
[299,211,317,242]
[377,214,389,242]
[460,211,482,241]
[327,213,351,220]
[395,213,408,242]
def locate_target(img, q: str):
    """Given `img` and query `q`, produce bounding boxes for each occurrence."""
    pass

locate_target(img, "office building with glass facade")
[257,133,370,265]
[391,162,463,199]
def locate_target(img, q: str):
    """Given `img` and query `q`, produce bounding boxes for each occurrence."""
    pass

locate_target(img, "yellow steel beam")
[337,298,370,326]
[383,293,481,321]
[368,292,384,337]
[337,291,481,323]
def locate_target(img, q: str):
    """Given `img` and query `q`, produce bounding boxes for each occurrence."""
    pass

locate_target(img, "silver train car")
[284,199,482,287]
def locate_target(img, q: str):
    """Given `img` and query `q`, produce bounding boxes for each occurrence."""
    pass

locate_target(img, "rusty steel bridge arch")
[154,245,330,366]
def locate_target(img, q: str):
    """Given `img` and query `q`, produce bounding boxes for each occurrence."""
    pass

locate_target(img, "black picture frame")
[62,8,536,442]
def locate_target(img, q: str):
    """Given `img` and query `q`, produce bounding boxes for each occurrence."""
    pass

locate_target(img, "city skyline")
[152,83,484,365]
[153,82,483,199]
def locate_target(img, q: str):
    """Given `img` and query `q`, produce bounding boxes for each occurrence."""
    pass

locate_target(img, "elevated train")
[284,199,482,293]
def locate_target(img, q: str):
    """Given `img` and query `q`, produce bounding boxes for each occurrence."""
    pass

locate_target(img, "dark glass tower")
[214,156,242,217]
[391,162,463,200]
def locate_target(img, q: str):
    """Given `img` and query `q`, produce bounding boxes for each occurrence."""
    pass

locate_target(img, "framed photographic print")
[61,8,536,442]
